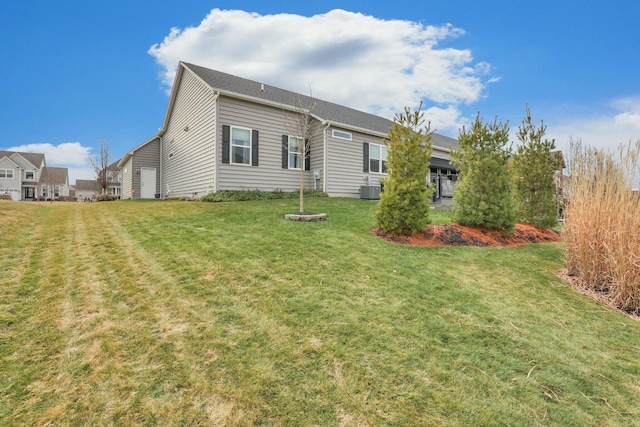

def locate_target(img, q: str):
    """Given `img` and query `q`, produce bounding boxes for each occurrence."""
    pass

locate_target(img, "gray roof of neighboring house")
[183,62,459,151]
[107,159,121,171]
[0,150,46,169]
[40,167,68,185]
[74,179,99,191]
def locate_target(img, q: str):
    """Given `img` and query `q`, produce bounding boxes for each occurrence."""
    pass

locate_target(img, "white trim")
[367,142,388,175]
[287,135,302,170]
[0,169,14,179]
[332,129,352,141]
[230,125,252,165]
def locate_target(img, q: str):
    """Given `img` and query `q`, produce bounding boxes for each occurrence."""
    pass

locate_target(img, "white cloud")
[546,97,640,154]
[148,8,493,132]
[6,142,94,183]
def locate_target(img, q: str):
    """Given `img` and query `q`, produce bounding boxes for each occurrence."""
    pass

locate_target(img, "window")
[25,170,35,180]
[282,135,310,170]
[221,125,259,166]
[0,169,14,179]
[332,129,352,141]
[42,186,48,197]
[231,127,251,165]
[367,143,388,174]
[288,136,302,170]
[54,186,60,198]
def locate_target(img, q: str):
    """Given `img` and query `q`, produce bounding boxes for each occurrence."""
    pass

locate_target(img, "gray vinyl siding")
[217,96,316,192]
[121,157,133,199]
[131,138,160,199]
[0,157,21,200]
[326,128,388,197]
[162,69,217,198]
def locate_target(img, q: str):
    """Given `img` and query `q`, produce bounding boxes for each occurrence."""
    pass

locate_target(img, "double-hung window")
[231,127,251,165]
[282,135,310,170]
[366,143,388,174]
[222,125,259,166]
[0,169,14,179]
[288,136,302,170]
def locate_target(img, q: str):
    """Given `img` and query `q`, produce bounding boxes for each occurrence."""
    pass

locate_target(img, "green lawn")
[1,198,639,426]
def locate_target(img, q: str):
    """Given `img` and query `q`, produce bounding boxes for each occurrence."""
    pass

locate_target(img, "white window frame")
[288,135,303,170]
[230,126,252,165]
[369,143,388,174]
[332,129,352,141]
[0,169,14,179]
[25,170,35,180]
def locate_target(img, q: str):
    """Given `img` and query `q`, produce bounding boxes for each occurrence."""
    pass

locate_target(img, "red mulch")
[373,223,562,247]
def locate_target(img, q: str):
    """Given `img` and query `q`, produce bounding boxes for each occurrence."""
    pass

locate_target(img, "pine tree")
[451,113,516,234]
[512,105,561,228]
[374,105,433,235]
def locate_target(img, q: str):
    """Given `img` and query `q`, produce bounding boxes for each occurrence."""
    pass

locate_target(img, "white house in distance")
[0,150,70,200]
[121,62,459,202]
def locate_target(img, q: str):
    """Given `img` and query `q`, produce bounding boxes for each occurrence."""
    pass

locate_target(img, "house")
[104,160,122,197]
[0,150,46,200]
[124,62,459,202]
[74,179,100,201]
[118,136,161,199]
[39,166,70,200]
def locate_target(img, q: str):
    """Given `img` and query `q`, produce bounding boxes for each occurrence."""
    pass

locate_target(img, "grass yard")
[1,198,639,426]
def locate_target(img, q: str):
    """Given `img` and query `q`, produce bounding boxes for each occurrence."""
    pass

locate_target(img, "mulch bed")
[373,223,562,247]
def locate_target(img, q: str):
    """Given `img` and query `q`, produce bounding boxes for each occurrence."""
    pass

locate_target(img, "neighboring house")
[74,179,99,201]
[104,160,122,197]
[0,150,46,200]
[119,136,161,199]
[127,62,459,202]
[39,166,70,200]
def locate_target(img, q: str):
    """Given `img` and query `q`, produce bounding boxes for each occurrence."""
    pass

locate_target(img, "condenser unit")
[360,185,381,200]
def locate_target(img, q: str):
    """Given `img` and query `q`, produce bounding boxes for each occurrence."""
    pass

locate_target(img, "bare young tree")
[90,139,111,194]
[283,88,319,213]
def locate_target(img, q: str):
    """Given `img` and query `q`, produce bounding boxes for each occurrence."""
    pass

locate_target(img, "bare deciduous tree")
[90,139,111,195]
[283,88,319,213]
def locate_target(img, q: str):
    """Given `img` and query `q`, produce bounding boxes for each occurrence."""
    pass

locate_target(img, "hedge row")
[200,189,328,203]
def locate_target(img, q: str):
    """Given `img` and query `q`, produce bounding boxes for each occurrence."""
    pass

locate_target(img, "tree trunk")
[299,167,304,213]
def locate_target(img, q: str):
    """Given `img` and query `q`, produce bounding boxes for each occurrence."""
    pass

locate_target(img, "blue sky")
[1,0,639,182]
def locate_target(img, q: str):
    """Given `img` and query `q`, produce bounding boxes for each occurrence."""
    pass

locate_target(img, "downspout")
[322,121,330,193]
[159,135,163,199]
[213,91,219,193]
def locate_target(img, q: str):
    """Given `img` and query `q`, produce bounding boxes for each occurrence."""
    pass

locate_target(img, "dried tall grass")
[564,140,640,312]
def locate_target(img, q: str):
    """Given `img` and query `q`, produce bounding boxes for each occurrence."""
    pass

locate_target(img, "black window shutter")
[252,130,259,166]
[281,135,288,169]
[304,138,311,171]
[363,142,369,172]
[222,125,230,164]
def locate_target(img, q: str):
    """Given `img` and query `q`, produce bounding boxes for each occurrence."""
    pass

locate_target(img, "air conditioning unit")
[360,185,381,200]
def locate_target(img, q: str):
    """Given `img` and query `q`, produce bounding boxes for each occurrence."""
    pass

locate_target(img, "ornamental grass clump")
[564,140,640,312]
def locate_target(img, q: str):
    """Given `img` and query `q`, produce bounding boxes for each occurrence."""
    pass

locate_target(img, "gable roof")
[40,167,69,185]
[0,150,46,169]
[118,135,160,168]
[74,179,99,191]
[175,62,458,151]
